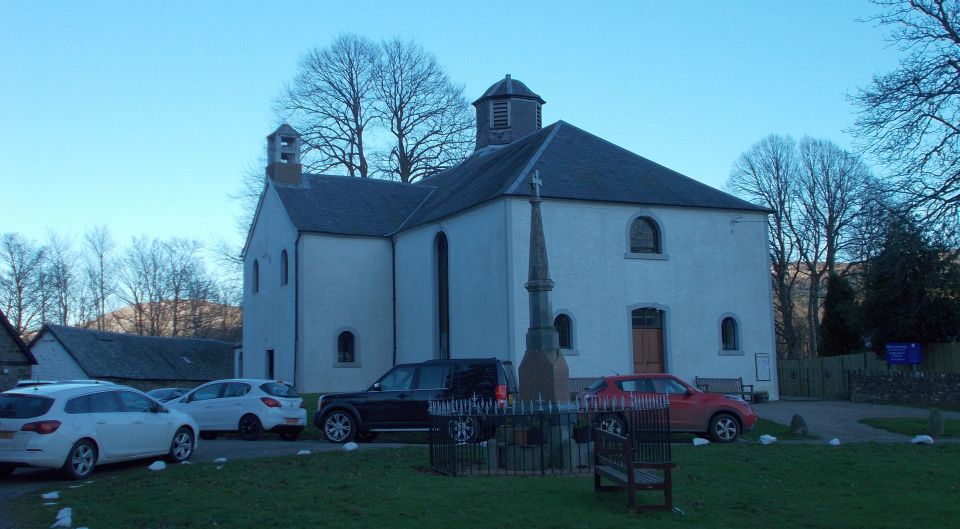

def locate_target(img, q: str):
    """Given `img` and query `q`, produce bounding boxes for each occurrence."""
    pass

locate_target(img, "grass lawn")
[12,444,960,529]
[860,417,960,437]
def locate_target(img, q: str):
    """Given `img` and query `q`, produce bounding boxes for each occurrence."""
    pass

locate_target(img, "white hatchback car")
[0,383,198,479]
[168,379,306,441]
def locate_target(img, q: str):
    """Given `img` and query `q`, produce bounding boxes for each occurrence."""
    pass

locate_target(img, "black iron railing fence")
[427,394,670,476]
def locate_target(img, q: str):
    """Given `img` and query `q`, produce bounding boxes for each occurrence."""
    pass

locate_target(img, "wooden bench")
[593,420,675,512]
[695,376,754,403]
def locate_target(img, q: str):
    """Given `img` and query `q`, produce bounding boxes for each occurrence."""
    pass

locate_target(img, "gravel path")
[753,400,960,443]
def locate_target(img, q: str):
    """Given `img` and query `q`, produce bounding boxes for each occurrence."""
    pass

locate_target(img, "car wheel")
[199,431,218,441]
[322,410,356,443]
[279,431,301,442]
[61,439,97,480]
[355,431,379,443]
[0,464,14,478]
[238,414,263,441]
[596,414,626,436]
[167,427,195,463]
[709,413,741,443]
[447,416,478,444]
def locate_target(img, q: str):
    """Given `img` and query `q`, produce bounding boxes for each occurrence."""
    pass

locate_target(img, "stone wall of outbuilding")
[850,371,960,406]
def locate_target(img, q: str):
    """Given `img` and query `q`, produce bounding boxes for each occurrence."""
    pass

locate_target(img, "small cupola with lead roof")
[266,124,303,185]
[472,74,545,151]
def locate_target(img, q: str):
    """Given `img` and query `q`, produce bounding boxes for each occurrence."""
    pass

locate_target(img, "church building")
[241,75,778,398]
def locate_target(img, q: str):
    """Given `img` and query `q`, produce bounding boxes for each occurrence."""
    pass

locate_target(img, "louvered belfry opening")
[473,74,546,150]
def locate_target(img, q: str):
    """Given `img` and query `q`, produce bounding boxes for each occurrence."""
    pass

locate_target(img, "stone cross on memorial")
[518,170,571,402]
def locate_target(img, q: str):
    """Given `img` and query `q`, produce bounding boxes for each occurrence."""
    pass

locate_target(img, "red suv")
[580,374,756,442]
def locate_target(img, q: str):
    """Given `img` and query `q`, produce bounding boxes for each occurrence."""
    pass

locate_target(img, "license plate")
[0,431,14,440]
[284,418,299,425]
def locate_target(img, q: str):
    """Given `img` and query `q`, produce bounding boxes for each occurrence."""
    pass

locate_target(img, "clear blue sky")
[0,1,899,259]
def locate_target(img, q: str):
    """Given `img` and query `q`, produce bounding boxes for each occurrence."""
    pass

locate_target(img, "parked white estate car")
[0,383,198,479]
[167,379,306,441]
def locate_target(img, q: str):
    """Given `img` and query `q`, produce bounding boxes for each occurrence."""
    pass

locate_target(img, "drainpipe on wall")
[294,233,301,389]
[391,236,398,367]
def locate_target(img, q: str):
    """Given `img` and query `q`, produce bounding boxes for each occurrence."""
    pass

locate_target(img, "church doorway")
[631,308,664,373]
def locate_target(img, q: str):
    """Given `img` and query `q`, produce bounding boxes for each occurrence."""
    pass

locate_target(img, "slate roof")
[35,324,234,382]
[0,309,36,364]
[473,75,545,105]
[273,120,768,237]
[274,175,434,237]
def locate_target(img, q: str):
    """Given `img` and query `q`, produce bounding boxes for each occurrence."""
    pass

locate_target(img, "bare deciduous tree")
[794,138,874,356]
[728,135,877,358]
[44,232,76,326]
[0,233,44,335]
[374,38,474,182]
[854,0,960,224]
[83,226,114,330]
[276,34,378,177]
[728,135,806,358]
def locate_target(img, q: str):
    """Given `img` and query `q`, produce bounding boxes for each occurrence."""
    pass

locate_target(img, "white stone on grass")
[50,515,71,527]
[297,450,311,456]
[759,434,777,445]
[342,442,359,451]
[214,457,227,464]
[56,508,71,520]
[911,434,934,445]
[829,438,840,446]
[148,461,166,471]
[41,491,60,500]
[692,437,710,446]
[43,503,57,506]
[180,461,191,465]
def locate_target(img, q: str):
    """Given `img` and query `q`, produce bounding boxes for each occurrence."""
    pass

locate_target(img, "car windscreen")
[585,378,607,392]
[260,382,299,398]
[0,394,55,418]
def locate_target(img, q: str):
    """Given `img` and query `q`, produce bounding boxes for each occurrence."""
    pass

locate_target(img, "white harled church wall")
[297,234,394,393]
[506,198,779,399]
[241,185,298,385]
[395,201,512,365]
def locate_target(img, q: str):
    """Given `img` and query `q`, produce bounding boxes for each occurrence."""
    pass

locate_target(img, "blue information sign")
[885,343,922,365]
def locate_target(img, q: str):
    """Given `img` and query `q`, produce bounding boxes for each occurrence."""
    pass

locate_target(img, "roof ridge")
[302,173,436,189]
[47,323,234,345]
[504,121,564,195]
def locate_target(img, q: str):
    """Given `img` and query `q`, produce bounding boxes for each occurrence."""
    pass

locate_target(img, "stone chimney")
[472,74,545,151]
[266,124,303,185]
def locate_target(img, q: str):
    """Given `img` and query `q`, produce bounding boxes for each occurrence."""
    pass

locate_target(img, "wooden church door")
[631,308,664,373]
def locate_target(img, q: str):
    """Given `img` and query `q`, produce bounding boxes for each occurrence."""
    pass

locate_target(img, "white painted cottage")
[242,76,778,397]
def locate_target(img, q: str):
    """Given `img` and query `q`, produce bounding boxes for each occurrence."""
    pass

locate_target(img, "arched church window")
[253,260,259,294]
[554,314,573,349]
[721,317,739,351]
[337,331,355,363]
[629,217,661,254]
[281,250,288,286]
[436,232,450,359]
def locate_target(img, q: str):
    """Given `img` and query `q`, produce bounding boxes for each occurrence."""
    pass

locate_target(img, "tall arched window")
[337,331,355,363]
[252,260,259,293]
[280,250,288,286]
[629,217,661,254]
[721,317,738,351]
[436,232,450,359]
[554,314,572,349]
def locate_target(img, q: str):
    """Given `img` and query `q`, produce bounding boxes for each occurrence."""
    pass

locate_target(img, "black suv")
[314,358,518,443]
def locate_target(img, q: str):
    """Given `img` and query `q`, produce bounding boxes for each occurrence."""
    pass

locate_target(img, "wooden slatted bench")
[594,420,675,512]
[695,376,754,403]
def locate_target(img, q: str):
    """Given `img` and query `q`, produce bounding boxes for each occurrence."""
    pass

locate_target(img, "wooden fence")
[777,345,960,399]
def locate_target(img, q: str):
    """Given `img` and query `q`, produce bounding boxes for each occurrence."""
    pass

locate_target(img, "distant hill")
[83,300,242,343]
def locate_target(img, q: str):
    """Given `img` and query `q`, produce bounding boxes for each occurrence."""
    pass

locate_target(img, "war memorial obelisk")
[518,171,571,402]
